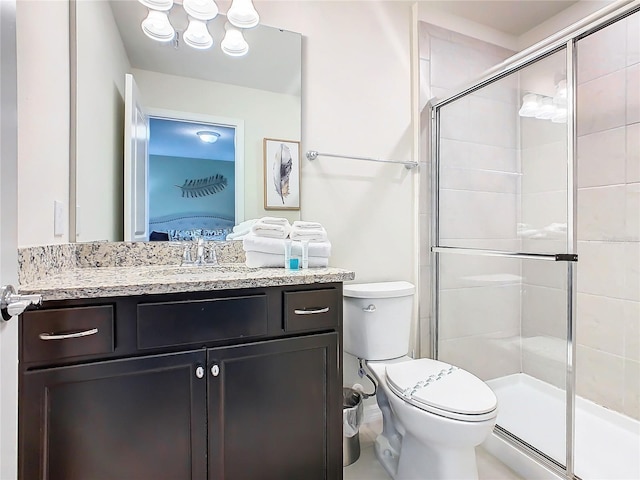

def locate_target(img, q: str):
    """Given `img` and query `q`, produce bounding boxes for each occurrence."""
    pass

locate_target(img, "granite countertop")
[19,264,356,301]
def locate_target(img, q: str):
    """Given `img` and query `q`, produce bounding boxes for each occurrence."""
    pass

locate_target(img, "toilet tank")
[343,281,415,361]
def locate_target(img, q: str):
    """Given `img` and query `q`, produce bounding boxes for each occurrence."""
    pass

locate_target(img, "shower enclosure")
[429,2,639,479]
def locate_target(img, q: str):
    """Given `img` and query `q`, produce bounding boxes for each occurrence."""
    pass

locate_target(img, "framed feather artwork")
[263,138,301,210]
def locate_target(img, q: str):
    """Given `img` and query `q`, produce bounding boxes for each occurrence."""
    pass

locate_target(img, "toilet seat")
[385,359,498,422]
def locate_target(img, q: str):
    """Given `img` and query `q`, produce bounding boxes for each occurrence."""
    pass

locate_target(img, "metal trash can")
[343,387,364,466]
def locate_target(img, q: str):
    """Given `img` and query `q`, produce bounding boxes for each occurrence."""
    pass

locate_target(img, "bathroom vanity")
[17,261,353,480]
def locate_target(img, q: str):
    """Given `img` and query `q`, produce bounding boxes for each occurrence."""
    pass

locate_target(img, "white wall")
[75,0,130,242]
[16,1,69,246]
[416,3,518,51]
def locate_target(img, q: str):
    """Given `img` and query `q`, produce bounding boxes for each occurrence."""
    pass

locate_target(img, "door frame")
[0,0,19,478]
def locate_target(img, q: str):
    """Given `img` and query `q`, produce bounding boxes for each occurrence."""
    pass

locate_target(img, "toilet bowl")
[343,282,498,480]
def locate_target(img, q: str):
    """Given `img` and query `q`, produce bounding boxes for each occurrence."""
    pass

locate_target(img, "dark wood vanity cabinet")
[18,283,343,480]
[208,333,339,480]
[21,350,208,480]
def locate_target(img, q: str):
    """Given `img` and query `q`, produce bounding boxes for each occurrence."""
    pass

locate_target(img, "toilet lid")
[343,281,415,299]
[385,359,497,417]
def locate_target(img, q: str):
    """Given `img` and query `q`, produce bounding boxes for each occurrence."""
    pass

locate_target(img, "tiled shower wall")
[575,12,639,420]
[417,22,515,365]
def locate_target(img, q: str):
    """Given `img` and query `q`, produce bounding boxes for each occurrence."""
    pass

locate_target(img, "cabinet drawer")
[22,306,114,364]
[283,289,340,333]
[137,295,268,349]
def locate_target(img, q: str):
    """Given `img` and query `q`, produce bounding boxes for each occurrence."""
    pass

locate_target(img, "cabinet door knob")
[211,364,220,377]
[195,365,205,379]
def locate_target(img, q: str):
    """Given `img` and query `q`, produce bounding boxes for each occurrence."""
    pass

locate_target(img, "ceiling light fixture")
[138,0,257,56]
[197,131,220,143]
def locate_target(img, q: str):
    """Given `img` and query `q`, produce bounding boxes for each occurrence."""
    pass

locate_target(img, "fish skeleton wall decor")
[175,174,228,198]
[273,143,292,204]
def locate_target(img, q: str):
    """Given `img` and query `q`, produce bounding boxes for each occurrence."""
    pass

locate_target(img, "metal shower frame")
[428,1,640,478]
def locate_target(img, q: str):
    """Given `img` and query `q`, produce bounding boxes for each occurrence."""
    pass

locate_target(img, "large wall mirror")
[71,0,302,242]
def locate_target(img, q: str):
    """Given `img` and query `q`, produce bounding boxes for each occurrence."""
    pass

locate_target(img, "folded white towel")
[243,235,331,257]
[250,218,292,239]
[259,217,291,227]
[292,220,323,230]
[290,227,327,242]
[245,251,329,269]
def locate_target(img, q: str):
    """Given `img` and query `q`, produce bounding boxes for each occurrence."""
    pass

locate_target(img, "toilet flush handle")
[362,304,376,313]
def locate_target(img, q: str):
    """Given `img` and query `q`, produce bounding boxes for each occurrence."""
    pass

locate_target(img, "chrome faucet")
[180,237,218,267]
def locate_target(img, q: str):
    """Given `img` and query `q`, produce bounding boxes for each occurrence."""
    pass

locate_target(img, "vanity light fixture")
[138,0,257,56]
[221,22,249,56]
[139,0,173,10]
[518,80,568,123]
[197,131,220,143]
[141,10,175,42]
[535,96,556,120]
[518,93,540,117]
[227,0,260,29]
[183,17,214,49]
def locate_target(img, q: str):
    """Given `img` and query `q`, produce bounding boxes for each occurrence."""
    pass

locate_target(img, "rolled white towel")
[245,251,329,269]
[243,235,331,257]
[233,219,258,233]
[226,219,258,240]
[290,227,327,242]
[292,220,323,230]
[250,218,292,239]
[226,230,250,240]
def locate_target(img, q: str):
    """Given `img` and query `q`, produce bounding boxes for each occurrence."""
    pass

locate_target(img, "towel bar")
[306,150,418,170]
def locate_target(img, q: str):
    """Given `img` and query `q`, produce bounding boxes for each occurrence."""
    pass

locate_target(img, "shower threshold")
[484,373,640,480]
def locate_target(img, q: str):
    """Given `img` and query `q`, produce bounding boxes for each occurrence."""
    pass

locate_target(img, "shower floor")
[487,373,640,480]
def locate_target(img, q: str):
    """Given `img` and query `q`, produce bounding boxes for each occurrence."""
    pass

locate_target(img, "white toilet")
[343,281,498,480]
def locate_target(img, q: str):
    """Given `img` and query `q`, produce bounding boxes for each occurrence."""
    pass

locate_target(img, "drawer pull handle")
[39,328,99,341]
[294,307,330,315]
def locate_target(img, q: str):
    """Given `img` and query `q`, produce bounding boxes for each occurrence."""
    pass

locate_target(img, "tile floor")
[344,420,524,480]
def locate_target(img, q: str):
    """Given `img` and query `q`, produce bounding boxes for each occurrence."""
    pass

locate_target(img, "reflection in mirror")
[146,114,241,241]
[71,0,302,242]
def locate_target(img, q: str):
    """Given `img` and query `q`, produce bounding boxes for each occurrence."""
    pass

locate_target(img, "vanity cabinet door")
[207,332,341,480]
[20,350,207,480]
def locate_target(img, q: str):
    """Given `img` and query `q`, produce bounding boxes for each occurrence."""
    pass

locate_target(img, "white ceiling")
[425,0,581,36]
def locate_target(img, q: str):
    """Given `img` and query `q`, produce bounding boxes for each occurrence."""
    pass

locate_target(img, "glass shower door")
[432,47,573,469]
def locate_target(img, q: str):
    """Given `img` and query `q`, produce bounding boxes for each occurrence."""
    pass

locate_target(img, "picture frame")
[263,138,301,210]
